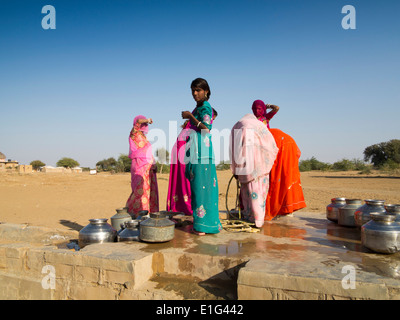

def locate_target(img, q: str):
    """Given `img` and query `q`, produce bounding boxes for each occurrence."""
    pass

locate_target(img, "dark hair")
[191,78,211,100]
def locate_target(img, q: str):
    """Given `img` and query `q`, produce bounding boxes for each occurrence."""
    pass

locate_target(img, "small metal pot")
[354,199,386,228]
[78,218,117,248]
[118,220,140,242]
[110,207,132,231]
[361,213,400,254]
[326,197,346,222]
[338,199,362,227]
[139,212,175,243]
[385,204,400,221]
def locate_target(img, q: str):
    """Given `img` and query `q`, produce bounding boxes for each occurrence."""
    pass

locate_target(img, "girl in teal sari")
[182,78,222,235]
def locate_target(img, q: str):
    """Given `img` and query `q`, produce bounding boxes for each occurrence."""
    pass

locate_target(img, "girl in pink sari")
[126,115,159,217]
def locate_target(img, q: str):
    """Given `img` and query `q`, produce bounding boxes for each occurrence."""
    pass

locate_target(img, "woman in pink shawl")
[126,115,159,217]
[230,114,278,227]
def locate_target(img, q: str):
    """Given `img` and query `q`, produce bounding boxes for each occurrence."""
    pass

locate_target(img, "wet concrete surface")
[3,211,400,299]
[112,211,400,282]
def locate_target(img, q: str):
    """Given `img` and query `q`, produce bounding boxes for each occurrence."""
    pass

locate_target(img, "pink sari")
[166,108,215,215]
[126,115,159,216]
[166,121,192,215]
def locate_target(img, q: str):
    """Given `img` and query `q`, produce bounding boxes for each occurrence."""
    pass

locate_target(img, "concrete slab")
[1,211,400,299]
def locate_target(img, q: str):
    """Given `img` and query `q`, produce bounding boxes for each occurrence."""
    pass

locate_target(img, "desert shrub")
[57,157,79,168]
[216,161,231,171]
[299,157,331,172]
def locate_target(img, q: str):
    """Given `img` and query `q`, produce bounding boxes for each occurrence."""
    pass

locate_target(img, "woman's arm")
[137,118,153,124]
[181,111,209,132]
[266,104,279,112]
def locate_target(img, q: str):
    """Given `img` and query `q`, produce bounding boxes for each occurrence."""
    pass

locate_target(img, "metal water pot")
[338,199,362,227]
[78,218,117,248]
[110,207,132,231]
[117,220,140,242]
[361,213,400,254]
[326,197,346,222]
[354,199,386,228]
[139,212,175,243]
[385,204,400,221]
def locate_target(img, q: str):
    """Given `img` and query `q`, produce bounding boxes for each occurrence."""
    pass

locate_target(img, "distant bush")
[380,159,400,175]
[57,157,79,168]
[30,160,45,170]
[216,161,231,171]
[299,157,331,172]
[156,162,170,174]
[332,158,368,171]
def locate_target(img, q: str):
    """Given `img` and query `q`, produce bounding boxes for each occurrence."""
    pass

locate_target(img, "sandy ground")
[1,170,399,231]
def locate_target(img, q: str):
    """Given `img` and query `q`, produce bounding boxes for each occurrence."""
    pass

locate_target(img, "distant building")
[18,165,33,173]
[41,166,82,173]
[0,152,19,171]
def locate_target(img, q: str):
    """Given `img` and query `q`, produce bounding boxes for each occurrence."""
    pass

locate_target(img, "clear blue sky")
[1,0,399,168]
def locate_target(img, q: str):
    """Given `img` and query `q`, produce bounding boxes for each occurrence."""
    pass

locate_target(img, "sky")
[0,0,399,168]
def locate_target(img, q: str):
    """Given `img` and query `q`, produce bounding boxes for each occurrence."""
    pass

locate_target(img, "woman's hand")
[137,118,153,124]
[181,111,192,119]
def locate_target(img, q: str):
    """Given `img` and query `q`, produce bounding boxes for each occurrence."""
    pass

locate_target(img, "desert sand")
[1,170,399,231]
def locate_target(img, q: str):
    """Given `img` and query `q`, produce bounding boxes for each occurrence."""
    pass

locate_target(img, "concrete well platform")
[1,211,400,300]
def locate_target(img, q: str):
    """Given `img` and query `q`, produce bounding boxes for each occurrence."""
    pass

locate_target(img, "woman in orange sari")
[252,100,306,220]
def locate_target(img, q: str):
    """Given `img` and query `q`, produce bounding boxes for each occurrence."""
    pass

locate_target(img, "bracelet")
[197,121,202,128]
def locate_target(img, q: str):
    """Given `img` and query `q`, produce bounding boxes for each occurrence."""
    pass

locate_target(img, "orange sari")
[265,128,306,220]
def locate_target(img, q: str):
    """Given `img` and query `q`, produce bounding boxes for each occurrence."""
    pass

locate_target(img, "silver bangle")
[197,121,202,127]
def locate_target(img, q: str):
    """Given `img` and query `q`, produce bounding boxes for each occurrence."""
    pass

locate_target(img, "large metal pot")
[78,218,117,248]
[326,197,346,222]
[110,207,132,231]
[361,213,400,254]
[118,220,140,242]
[139,212,175,243]
[338,199,362,227]
[354,199,386,228]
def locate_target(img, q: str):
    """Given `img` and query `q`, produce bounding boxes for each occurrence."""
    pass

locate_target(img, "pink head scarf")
[133,115,149,134]
[251,100,267,119]
[129,115,153,163]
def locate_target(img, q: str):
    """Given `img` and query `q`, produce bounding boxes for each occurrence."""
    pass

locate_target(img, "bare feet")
[192,229,205,236]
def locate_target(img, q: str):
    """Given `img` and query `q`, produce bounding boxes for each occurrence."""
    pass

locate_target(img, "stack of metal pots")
[327,197,400,254]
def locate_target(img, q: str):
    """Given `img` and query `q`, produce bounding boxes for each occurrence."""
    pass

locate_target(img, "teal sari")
[185,101,221,234]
